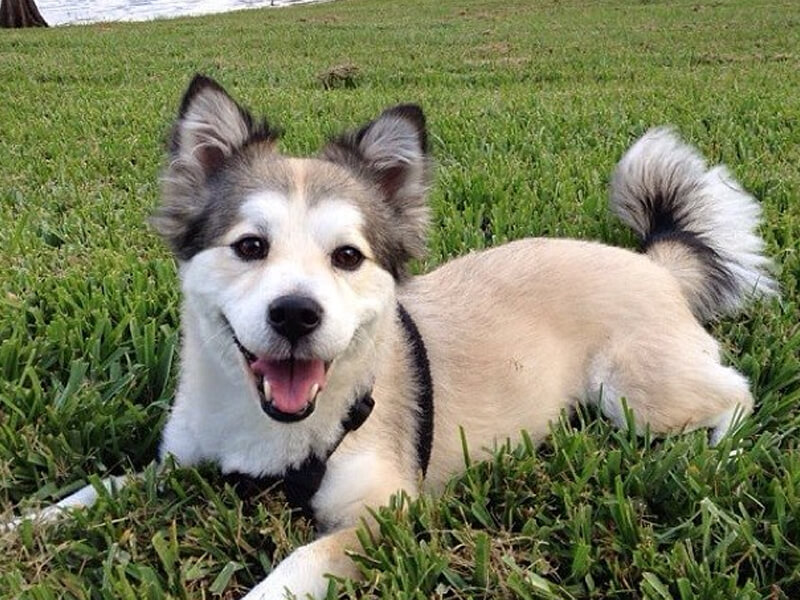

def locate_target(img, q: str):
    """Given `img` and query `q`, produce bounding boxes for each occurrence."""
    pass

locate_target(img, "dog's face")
[153,75,431,422]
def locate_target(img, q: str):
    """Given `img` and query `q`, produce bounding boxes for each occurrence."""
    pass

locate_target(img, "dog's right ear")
[154,75,278,260]
[168,74,277,175]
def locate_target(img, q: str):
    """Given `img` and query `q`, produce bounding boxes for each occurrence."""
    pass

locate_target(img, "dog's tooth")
[262,379,271,400]
[309,383,320,401]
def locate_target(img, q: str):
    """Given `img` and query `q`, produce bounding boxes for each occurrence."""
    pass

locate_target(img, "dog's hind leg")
[588,326,754,445]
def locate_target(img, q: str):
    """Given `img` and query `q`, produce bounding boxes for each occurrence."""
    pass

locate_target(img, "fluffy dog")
[10,75,776,599]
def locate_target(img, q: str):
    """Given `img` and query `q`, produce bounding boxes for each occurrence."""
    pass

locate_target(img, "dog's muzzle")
[221,314,328,422]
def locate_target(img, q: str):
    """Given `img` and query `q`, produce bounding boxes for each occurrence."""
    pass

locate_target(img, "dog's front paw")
[242,529,362,600]
[2,503,77,533]
[243,544,332,600]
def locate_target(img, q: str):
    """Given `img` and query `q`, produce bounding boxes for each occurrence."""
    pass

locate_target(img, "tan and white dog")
[10,75,776,598]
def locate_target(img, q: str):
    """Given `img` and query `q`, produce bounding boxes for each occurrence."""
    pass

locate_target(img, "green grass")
[1,0,799,597]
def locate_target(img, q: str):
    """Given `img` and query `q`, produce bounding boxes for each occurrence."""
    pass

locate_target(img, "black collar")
[225,302,434,518]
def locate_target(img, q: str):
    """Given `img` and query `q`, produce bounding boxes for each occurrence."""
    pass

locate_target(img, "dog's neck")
[159,299,398,478]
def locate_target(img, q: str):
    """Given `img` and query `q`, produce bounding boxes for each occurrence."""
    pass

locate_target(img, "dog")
[7,74,776,599]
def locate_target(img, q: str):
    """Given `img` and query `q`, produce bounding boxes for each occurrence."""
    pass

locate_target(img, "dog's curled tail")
[610,127,777,322]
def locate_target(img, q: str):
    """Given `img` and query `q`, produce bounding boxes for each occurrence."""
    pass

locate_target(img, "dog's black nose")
[268,295,323,343]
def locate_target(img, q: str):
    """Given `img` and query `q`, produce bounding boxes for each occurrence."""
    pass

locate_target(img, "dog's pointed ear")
[169,74,277,176]
[154,75,278,260]
[322,104,432,271]
[323,104,430,203]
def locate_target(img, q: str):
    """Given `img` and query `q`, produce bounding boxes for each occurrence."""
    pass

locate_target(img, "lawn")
[1,0,799,597]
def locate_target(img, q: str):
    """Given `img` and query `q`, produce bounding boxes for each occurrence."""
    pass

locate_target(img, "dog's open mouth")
[233,337,329,422]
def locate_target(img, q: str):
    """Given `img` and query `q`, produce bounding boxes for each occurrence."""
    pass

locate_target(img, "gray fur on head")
[152,77,431,279]
[152,74,279,260]
[322,104,433,279]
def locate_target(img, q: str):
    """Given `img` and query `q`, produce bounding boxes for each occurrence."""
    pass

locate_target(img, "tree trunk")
[0,0,48,28]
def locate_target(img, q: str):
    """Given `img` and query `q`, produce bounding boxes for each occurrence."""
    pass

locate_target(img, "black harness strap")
[225,392,374,517]
[226,302,435,516]
[396,302,435,477]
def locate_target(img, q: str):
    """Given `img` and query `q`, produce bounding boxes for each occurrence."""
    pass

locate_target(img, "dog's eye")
[331,246,364,271]
[232,236,269,261]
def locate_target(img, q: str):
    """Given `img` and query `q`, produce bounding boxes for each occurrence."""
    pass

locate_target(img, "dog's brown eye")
[331,246,364,271]
[232,236,269,261]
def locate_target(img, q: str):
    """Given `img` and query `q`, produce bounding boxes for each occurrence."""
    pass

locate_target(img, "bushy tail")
[610,127,777,321]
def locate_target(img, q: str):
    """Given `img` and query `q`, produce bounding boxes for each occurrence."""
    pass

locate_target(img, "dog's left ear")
[323,105,432,267]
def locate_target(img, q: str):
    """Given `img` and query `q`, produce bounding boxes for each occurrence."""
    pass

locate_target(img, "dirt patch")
[317,63,360,90]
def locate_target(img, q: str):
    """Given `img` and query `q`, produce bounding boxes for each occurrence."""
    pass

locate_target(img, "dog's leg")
[589,326,754,445]
[3,472,143,533]
[244,446,417,599]
[243,526,362,600]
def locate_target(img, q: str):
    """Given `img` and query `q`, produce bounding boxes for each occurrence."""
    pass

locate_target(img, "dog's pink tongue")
[251,358,325,414]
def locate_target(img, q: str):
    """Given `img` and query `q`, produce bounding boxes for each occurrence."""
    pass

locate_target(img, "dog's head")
[152,75,431,423]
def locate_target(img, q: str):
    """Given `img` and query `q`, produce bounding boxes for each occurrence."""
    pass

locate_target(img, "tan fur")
[334,238,753,491]
[271,237,755,597]
[646,240,716,314]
